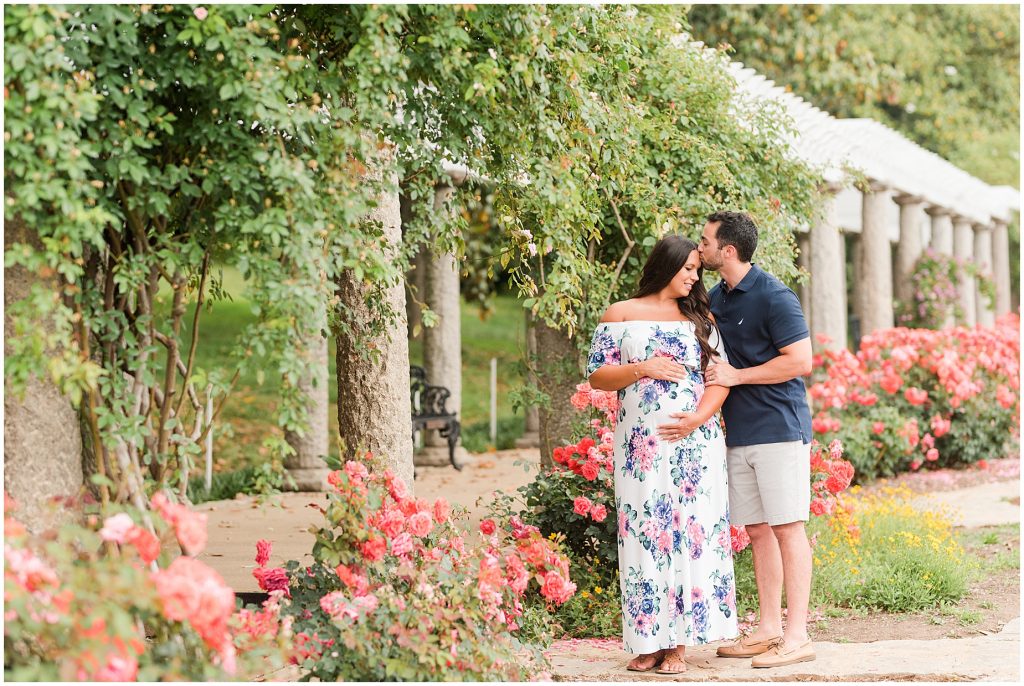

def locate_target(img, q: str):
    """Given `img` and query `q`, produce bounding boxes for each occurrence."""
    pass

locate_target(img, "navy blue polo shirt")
[708,264,813,447]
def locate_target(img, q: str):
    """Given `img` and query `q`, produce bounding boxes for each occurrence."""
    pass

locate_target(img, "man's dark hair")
[707,211,758,263]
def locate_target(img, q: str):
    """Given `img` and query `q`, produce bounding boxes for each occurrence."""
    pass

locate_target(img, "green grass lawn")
[164,272,528,472]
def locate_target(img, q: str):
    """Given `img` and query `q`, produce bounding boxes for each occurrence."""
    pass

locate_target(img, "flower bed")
[3,493,292,681]
[807,484,971,612]
[272,458,574,681]
[810,314,1019,482]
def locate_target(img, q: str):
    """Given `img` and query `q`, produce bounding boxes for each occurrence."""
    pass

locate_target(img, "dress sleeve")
[586,325,622,376]
[709,324,729,364]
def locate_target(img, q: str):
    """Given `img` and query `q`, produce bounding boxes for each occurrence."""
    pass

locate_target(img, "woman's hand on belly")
[638,356,689,382]
[656,411,700,443]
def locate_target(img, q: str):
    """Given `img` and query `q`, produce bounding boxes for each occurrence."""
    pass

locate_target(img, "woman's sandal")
[626,649,666,672]
[655,652,687,675]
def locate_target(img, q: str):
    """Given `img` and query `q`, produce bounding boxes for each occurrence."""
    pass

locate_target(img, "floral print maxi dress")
[587,320,737,653]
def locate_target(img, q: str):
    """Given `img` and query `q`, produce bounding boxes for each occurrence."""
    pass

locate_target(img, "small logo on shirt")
[737,318,744,325]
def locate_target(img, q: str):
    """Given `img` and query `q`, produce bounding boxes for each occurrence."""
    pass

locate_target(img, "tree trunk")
[334,154,414,490]
[3,218,84,534]
[284,298,330,491]
[515,309,542,448]
[534,318,581,469]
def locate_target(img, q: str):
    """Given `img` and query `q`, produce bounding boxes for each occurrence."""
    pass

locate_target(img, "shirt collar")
[721,264,761,293]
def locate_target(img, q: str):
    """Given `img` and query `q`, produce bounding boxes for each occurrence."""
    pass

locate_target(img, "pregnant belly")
[628,381,700,426]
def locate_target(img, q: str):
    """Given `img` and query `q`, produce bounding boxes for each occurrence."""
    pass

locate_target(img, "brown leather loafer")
[715,634,783,658]
[750,638,816,668]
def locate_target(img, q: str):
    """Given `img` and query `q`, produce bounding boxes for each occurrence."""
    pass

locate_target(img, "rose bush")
[276,458,572,681]
[3,493,292,681]
[810,314,1019,481]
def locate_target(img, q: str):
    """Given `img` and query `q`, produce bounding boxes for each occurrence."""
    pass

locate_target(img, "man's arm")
[705,337,812,387]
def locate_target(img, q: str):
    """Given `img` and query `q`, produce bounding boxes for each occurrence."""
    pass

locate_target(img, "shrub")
[275,458,573,681]
[187,461,293,505]
[3,493,292,681]
[810,315,1019,481]
[808,485,973,612]
[460,416,526,453]
[895,248,996,330]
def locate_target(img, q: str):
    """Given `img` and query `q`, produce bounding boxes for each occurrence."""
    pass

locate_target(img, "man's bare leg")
[772,520,812,644]
[745,522,784,640]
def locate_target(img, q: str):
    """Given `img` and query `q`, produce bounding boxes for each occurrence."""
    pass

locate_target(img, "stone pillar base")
[283,467,330,492]
[515,431,541,449]
[414,445,473,469]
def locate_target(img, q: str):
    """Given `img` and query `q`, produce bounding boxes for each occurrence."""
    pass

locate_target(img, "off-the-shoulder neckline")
[596,320,694,324]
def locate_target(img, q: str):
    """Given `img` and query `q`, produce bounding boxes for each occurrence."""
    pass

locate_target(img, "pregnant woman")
[587,235,737,674]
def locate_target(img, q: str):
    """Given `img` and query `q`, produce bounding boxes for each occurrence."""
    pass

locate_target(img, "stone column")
[4,218,84,534]
[991,219,1012,317]
[952,215,977,327]
[406,246,427,340]
[284,298,330,491]
[796,230,812,332]
[927,206,954,256]
[857,181,895,335]
[809,185,847,350]
[973,223,995,327]
[335,150,414,489]
[893,194,926,310]
[418,184,469,467]
[515,309,541,448]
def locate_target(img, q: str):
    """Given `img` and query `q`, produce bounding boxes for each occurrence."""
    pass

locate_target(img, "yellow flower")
[594,586,603,594]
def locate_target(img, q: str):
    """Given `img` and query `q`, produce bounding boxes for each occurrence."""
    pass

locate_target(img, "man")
[697,211,815,668]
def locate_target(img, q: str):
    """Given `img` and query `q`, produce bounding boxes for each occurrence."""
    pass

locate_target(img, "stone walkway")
[545,618,1020,682]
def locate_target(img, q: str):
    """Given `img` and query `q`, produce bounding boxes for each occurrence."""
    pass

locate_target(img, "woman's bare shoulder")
[600,300,638,323]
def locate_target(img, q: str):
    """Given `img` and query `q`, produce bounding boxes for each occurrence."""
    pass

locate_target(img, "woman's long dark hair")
[633,235,716,371]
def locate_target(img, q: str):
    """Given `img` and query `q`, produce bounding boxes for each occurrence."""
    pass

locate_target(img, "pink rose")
[925,448,939,462]
[193,7,208,21]
[93,652,139,682]
[127,527,160,564]
[479,519,496,536]
[539,571,576,604]
[174,511,208,556]
[360,536,386,562]
[572,496,592,517]
[391,532,414,557]
[255,539,271,567]
[590,504,608,522]
[384,469,409,502]
[432,497,450,524]
[581,460,600,481]
[253,566,290,596]
[344,460,369,481]
[99,513,135,544]
[407,511,433,537]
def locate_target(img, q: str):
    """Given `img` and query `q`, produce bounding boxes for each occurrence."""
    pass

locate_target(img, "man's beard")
[701,255,723,271]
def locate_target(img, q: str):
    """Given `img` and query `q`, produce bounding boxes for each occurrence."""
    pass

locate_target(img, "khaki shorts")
[727,441,811,526]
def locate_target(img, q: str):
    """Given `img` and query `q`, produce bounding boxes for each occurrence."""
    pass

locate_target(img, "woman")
[587,235,737,674]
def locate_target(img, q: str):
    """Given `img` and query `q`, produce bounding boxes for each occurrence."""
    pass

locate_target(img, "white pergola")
[727,60,1019,348]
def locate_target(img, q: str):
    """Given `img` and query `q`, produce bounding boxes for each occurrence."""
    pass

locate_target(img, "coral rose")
[407,511,433,537]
